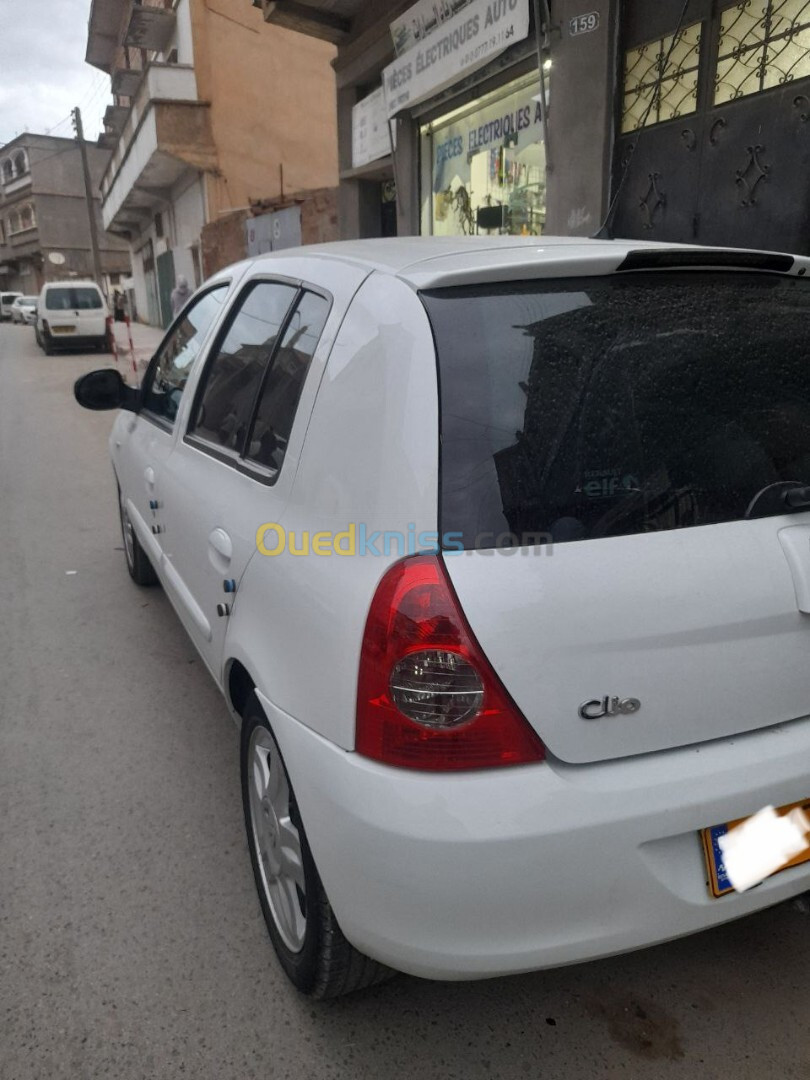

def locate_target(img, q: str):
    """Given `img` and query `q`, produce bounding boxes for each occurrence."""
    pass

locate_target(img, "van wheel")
[240,693,395,999]
[118,487,158,586]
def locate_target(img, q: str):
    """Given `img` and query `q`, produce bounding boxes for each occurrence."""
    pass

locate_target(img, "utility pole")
[71,107,104,291]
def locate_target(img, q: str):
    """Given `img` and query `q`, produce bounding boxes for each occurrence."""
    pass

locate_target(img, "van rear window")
[421,272,810,549]
[45,287,102,311]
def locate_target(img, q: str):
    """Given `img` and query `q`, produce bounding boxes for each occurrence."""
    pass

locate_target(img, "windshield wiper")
[746,482,810,519]
[784,485,810,510]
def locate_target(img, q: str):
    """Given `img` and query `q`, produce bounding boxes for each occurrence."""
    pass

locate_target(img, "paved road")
[1,321,808,1080]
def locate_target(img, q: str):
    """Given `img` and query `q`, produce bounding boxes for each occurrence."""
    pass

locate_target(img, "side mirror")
[74,368,139,412]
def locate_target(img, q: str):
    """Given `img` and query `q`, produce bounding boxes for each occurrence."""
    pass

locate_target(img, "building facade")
[86,0,339,327]
[258,0,810,253]
[0,134,131,296]
[255,0,616,241]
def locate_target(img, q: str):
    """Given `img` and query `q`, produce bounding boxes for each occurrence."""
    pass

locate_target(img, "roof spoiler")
[616,249,794,274]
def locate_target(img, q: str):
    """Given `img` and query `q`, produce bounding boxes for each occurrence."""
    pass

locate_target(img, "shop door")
[156,250,176,329]
[612,0,810,252]
[142,240,161,328]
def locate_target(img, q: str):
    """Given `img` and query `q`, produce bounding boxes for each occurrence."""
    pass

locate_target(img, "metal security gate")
[611,0,810,252]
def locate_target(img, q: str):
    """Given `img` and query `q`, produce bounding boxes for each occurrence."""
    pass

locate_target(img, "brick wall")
[200,210,247,278]
[201,187,339,277]
[299,187,339,245]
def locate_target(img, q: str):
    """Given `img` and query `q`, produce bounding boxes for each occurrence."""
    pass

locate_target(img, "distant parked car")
[10,295,37,325]
[35,280,112,354]
[0,291,22,320]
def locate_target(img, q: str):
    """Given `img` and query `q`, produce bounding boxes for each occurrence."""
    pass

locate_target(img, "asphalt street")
[1,321,808,1080]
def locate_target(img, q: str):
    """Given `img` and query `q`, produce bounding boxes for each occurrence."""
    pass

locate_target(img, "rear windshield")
[2,294,21,303]
[422,272,810,549]
[45,287,103,311]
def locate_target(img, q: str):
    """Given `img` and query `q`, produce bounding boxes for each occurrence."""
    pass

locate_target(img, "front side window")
[190,281,298,453]
[45,287,102,311]
[422,272,810,549]
[141,284,228,426]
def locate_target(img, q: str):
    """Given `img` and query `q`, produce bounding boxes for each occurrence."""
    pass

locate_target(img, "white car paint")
[104,236,810,982]
[10,295,36,323]
[1,291,22,320]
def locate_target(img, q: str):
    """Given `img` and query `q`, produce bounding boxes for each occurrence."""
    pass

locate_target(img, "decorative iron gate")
[611,0,810,251]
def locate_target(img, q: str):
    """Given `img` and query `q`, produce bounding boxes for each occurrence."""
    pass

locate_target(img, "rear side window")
[45,287,102,310]
[421,273,810,549]
[245,290,330,472]
[191,281,298,452]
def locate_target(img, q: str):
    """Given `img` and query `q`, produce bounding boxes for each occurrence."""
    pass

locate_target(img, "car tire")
[40,330,55,356]
[118,487,158,586]
[240,692,395,999]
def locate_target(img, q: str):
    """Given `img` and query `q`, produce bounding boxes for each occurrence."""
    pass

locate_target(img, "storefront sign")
[391,0,475,56]
[383,0,530,119]
[351,87,392,168]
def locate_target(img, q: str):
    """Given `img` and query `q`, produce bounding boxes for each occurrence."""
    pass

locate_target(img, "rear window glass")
[45,287,102,311]
[422,273,810,549]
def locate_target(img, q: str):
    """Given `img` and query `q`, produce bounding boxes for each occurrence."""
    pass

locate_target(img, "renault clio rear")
[74,237,810,998]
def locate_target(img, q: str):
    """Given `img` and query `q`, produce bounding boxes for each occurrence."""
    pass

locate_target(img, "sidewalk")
[110,319,165,375]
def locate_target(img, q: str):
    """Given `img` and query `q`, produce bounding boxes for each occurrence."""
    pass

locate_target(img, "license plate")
[51,325,75,334]
[702,797,810,898]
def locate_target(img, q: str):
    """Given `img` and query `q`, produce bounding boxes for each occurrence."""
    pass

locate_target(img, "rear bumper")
[44,333,106,348]
[262,690,810,980]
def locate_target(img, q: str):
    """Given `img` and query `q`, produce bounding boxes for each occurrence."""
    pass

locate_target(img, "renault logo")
[579,696,642,720]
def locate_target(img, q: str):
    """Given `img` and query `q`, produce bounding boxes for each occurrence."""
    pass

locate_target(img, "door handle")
[208,528,233,564]
[144,466,156,490]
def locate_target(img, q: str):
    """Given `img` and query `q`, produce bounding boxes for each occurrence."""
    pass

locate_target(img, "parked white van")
[35,281,111,354]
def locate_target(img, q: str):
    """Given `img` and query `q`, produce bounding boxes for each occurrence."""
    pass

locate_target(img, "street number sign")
[569,11,600,36]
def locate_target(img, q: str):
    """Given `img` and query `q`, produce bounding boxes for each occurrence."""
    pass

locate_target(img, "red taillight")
[356,555,546,771]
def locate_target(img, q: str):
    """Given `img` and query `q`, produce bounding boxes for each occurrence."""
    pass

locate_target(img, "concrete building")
[0,134,131,295]
[86,0,339,327]
[258,0,810,253]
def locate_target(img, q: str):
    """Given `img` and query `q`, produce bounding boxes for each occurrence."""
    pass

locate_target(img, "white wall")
[170,172,205,286]
[171,173,205,247]
[165,0,194,64]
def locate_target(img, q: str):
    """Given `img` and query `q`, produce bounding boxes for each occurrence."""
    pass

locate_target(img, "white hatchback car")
[10,295,38,324]
[74,237,810,998]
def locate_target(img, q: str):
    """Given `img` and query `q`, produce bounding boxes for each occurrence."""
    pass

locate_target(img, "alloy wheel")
[247,726,307,952]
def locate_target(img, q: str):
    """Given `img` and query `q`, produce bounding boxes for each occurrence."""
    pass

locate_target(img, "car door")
[114,284,231,577]
[156,276,334,680]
